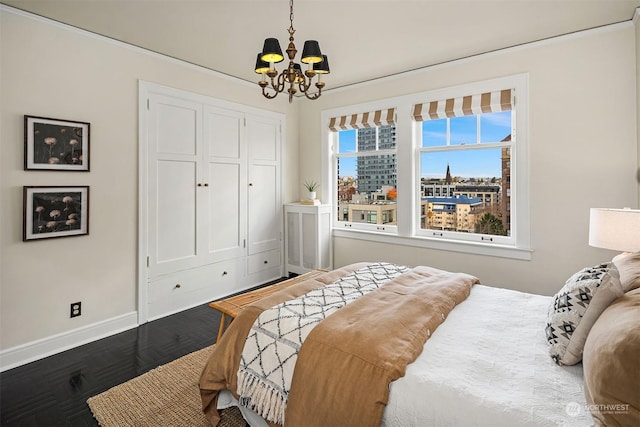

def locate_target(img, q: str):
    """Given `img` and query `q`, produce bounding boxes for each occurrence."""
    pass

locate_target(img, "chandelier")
[254,0,330,103]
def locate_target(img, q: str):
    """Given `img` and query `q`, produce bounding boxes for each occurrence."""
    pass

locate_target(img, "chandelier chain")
[289,0,295,33]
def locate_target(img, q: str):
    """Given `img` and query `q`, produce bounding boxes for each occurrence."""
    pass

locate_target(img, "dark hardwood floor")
[1,299,224,426]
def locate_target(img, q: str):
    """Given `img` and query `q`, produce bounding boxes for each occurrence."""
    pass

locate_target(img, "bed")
[199,260,640,427]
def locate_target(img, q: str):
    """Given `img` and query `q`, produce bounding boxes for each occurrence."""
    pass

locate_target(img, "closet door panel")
[248,163,280,254]
[204,106,246,262]
[207,109,242,159]
[156,101,198,156]
[148,94,202,278]
[156,161,197,263]
[248,119,278,161]
[208,162,244,261]
[247,114,281,256]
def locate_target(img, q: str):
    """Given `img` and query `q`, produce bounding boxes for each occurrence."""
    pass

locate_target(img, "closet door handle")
[197,183,202,187]
[249,183,253,187]
[204,183,209,187]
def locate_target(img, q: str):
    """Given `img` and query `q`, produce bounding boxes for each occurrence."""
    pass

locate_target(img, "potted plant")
[304,180,319,200]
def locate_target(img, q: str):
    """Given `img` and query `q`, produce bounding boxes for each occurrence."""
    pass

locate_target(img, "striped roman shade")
[328,108,396,131]
[412,89,514,121]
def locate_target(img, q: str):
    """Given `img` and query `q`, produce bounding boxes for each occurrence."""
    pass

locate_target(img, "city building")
[501,141,512,234]
[454,185,501,216]
[421,195,484,232]
[348,202,397,225]
[356,126,397,194]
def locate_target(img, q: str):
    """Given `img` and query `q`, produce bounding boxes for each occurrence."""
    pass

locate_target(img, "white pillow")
[545,263,623,365]
[613,251,640,292]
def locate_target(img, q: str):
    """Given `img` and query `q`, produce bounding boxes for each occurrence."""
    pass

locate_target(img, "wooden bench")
[209,269,326,342]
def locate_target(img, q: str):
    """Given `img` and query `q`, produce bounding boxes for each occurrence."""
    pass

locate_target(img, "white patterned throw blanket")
[236,262,409,424]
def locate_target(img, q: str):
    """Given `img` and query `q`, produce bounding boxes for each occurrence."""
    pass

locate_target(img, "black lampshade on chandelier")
[254,0,330,102]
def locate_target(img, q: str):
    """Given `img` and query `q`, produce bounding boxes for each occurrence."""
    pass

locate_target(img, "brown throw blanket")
[200,262,478,426]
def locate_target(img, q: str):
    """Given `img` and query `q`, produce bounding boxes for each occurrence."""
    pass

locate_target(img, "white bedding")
[382,284,593,426]
[219,283,593,426]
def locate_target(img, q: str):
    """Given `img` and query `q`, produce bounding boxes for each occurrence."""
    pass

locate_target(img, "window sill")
[332,228,533,261]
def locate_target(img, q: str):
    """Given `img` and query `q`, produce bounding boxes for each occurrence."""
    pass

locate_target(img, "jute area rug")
[87,345,246,427]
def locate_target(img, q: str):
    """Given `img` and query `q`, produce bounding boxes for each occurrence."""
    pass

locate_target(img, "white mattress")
[382,284,593,426]
[220,284,593,426]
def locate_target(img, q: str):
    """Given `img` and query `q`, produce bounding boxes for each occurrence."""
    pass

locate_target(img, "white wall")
[299,22,638,296]
[0,8,298,360]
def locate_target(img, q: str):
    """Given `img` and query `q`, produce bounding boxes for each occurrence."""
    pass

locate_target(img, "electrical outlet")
[70,302,81,318]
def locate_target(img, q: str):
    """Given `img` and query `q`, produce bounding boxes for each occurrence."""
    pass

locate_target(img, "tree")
[475,213,506,236]
[387,188,397,200]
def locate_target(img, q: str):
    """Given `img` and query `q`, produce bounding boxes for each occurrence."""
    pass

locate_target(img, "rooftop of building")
[424,195,484,205]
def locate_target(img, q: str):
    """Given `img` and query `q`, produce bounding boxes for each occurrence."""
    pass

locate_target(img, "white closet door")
[204,106,247,262]
[148,93,202,278]
[246,114,281,255]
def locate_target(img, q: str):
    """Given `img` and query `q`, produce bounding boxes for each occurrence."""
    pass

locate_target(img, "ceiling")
[2,0,640,91]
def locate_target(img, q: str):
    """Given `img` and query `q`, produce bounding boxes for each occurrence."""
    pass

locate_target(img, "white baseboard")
[0,312,138,372]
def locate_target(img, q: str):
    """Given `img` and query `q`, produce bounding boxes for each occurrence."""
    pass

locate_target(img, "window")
[324,74,530,259]
[332,109,398,233]
[414,90,514,245]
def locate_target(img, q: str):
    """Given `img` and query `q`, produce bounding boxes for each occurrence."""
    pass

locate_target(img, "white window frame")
[334,125,399,234]
[416,118,514,246]
[322,74,531,260]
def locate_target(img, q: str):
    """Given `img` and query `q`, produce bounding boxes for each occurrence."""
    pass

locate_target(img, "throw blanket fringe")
[237,370,286,425]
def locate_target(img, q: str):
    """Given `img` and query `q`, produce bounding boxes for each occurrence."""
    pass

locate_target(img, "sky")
[337,111,512,179]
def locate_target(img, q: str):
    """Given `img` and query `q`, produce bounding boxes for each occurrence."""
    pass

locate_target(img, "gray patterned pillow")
[545,263,623,365]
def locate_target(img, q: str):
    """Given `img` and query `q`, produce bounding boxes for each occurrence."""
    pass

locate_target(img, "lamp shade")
[313,55,330,74]
[261,38,284,63]
[301,40,323,64]
[589,208,640,252]
[254,53,270,74]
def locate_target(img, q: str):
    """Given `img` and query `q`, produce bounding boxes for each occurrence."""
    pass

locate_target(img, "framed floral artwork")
[24,115,90,171]
[23,186,89,241]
